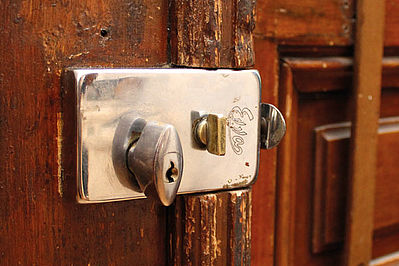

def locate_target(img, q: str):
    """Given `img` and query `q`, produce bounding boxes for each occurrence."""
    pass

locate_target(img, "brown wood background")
[252,0,399,265]
[0,0,255,264]
[2,0,398,265]
[0,0,169,264]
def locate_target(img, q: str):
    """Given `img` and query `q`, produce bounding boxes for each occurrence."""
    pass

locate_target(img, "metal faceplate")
[73,69,261,203]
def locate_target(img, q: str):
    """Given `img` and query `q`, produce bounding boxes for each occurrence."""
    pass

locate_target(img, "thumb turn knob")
[193,113,227,156]
[112,114,183,206]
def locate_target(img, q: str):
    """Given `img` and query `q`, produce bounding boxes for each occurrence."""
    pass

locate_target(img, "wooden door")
[3,0,397,265]
[251,0,399,265]
[0,0,255,264]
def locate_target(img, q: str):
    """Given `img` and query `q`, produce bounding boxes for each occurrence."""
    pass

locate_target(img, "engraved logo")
[227,106,254,155]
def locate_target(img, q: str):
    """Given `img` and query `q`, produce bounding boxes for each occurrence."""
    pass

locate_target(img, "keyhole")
[165,161,178,183]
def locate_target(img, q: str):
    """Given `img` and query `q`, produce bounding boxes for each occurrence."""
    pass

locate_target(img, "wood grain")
[170,0,255,68]
[255,0,399,47]
[385,1,399,47]
[168,189,251,266]
[275,62,298,266]
[0,0,168,264]
[313,122,350,253]
[277,57,399,94]
[255,0,355,46]
[312,118,399,253]
[167,1,256,265]
[344,0,385,264]
[275,57,399,266]
[251,37,279,266]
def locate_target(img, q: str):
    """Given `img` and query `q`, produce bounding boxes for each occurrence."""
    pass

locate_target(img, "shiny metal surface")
[112,114,183,206]
[73,68,261,203]
[260,103,286,149]
[111,113,144,192]
[193,113,226,156]
[127,120,183,206]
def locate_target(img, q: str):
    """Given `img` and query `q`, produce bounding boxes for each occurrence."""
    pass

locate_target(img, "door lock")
[112,114,183,206]
[68,69,286,204]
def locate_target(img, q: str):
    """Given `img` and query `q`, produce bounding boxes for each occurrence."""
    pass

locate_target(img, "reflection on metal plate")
[71,69,261,203]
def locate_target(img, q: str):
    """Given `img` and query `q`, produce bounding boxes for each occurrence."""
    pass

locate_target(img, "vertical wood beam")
[251,37,278,266]
[169,0,255,68]
[168,189,251,266]
[275,62,298,266]
[168,0,255,264]
[344,1,385,265]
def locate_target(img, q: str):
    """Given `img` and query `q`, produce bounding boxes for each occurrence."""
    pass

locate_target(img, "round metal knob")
[260,103,286,149]
[112,114,183,206]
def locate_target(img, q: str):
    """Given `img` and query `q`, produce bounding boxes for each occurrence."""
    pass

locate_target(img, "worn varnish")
[0,0,169,264]
[0,0,257,263]
[170,0,255,68]
[4,0,399,264]
[167,0,256,264]
[168,189,251,265]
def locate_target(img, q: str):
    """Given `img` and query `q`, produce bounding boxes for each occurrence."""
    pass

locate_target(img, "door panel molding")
[276,57,399,265]
[313,117,399,253]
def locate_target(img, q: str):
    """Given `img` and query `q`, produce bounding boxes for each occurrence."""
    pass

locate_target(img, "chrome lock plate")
[68,69,285,204]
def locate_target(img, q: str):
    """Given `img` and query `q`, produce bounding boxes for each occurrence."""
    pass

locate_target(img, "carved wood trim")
[312,117,399,253]
[168,189,251,265]
[280,57,399,94]
[312,121,350,253]
[275,61,298,266]
[275,57,399,265]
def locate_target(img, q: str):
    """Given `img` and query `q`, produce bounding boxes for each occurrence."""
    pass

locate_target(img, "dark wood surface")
[273,58,399,266]
[3,0,399,264]
[168,0,256,264]
[255,0,399,47]
[313,118,399,253]
[170,0,255,68]
[0,0,255,264]
[252,1,399,264]
[251,37,279,266]
[255,0,355,46]
[0,0,169,264]
[168,189,251,265]
[275,62,299,266]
